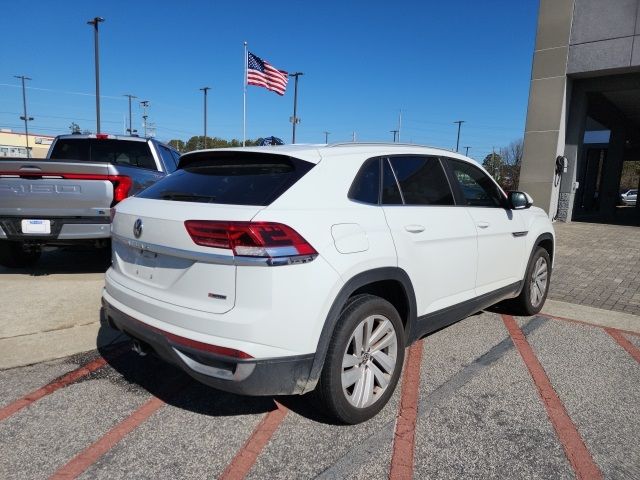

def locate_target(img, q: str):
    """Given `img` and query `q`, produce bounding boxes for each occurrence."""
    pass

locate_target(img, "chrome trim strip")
[512,231,529,237]
[113,233,236,264]
[111,233,317,267]
[172,347,256,381]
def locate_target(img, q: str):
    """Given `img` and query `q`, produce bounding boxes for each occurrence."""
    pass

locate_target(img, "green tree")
[167,139,185,152]
[69,122,81,134]
[181,136,261,152]
[482,152,503,180]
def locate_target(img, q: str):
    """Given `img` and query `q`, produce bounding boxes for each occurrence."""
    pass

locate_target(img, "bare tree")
[500,138,524,166]
[497,138,524,190]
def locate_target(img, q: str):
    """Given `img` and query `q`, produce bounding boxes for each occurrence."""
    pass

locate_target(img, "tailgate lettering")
[0,184,81,194]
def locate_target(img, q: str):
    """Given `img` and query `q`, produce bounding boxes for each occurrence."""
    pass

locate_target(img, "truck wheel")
[0,241,41,268]
[510,247,551,316]
[315,294,405,424]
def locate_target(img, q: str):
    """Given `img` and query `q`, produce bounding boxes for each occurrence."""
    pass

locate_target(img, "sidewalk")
[0,248,121,369]
[549,222,640,316]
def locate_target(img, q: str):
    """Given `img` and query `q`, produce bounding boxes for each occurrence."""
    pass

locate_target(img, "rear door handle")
[404,224,425,233]
[477,222,490,229]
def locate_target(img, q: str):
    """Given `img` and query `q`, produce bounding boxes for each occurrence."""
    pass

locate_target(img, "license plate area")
[21,219,51,234]
[133,249,158,281]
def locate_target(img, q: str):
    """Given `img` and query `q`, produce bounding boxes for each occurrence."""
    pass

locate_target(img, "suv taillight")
[184,221,317,262]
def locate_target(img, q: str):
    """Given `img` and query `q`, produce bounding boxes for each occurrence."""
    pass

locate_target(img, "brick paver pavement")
[549,222,640,316]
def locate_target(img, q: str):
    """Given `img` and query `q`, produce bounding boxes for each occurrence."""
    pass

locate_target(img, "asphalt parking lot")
[1,222,639,479]
[1,309,639,479]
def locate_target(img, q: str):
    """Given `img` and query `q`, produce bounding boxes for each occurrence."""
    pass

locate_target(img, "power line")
[0,83,125,101]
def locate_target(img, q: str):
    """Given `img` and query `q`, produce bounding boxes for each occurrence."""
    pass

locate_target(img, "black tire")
[0,241,41,268]
[510,247,551,316]
[315,294,405,424]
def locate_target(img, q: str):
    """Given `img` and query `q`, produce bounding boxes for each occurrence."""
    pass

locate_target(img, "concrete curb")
[0,322,122,370]
[542,299,640,334]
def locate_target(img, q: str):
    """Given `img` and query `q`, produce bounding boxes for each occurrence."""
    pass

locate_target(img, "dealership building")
[0,129,53,159]
[520,0,640,225]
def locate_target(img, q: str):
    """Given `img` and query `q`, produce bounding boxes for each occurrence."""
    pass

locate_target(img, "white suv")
[102,144,554,424]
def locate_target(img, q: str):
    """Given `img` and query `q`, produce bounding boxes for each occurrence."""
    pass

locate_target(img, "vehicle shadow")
[96,324,338,424]
[0,245,110,276]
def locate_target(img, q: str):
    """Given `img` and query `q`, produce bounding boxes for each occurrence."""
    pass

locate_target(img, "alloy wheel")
[341,314,398,409]
[529,257,548,308]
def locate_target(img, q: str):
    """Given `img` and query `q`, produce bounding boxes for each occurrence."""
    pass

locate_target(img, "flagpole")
[243,41,247,147]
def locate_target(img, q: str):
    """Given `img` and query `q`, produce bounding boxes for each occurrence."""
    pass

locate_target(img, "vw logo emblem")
[133,218,143,238]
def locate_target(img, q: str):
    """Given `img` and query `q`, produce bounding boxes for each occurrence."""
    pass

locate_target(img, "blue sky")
[1,0,538,161]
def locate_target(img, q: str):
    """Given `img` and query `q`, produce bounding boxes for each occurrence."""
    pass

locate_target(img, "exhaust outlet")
[132,340,148,356]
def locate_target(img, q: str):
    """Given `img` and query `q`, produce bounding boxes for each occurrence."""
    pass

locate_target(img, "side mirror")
[508,191,533,210]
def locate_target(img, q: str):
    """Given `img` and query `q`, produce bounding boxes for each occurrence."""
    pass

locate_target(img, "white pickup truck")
[0,134,181,267]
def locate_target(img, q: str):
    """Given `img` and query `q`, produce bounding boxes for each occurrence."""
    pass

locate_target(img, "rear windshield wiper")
[160,192,217,203]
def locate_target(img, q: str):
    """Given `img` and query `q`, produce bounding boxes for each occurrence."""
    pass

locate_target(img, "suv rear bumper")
[0,216,110,242]
[102,298,315,396]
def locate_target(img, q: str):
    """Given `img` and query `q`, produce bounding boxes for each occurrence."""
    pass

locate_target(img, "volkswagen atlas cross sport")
[102,143,554,424]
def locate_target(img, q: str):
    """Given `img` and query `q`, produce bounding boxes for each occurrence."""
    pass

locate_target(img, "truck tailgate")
[0,159,113,216]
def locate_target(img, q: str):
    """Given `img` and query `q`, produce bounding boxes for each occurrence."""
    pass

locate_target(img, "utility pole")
[398,109,402,142]
[390,130,399,142]
[464,146,471,156]
[323,131,330,144]
[491,146,497,177]
[140,100,149,137]
[200,87,211,149]
[352,131,356,142]
[87,17,105,133]
[454,120,465,152]
[289,72,303,143]
[123,94,137,135]
[14,75,33,158]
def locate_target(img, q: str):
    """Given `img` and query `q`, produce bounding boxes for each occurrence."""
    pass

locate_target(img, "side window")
[348,157,380,204]
[448,159,505,207]
[382,158,403,205]
[388,156,454,206]
[157,145,177,173]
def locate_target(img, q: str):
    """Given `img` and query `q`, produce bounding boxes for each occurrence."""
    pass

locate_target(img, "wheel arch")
[303,267,417,393]
[515,232,555,297]
[535,232,555,265]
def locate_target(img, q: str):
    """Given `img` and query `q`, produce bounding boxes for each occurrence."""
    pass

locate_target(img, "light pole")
[140,100,149,137]
[464,146,471,156]
[454,120,465,152]
[323,131,330,144]
[123,94,137,135]
[14,75,33,158]
[289,72,303,144]
[87,17,105,134]
[200,87,211,149]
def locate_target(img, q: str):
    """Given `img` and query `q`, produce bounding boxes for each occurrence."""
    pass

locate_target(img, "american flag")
[247,52,288,96]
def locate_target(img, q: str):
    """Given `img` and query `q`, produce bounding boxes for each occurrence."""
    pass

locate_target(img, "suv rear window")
[49,139,156,169]
[137,153,314,206]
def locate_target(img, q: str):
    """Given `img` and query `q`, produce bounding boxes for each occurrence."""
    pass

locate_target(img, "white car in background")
[620,189,637,206]
[102,143,554,424]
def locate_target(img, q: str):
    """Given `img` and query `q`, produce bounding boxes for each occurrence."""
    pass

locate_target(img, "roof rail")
[325,142,458,153]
